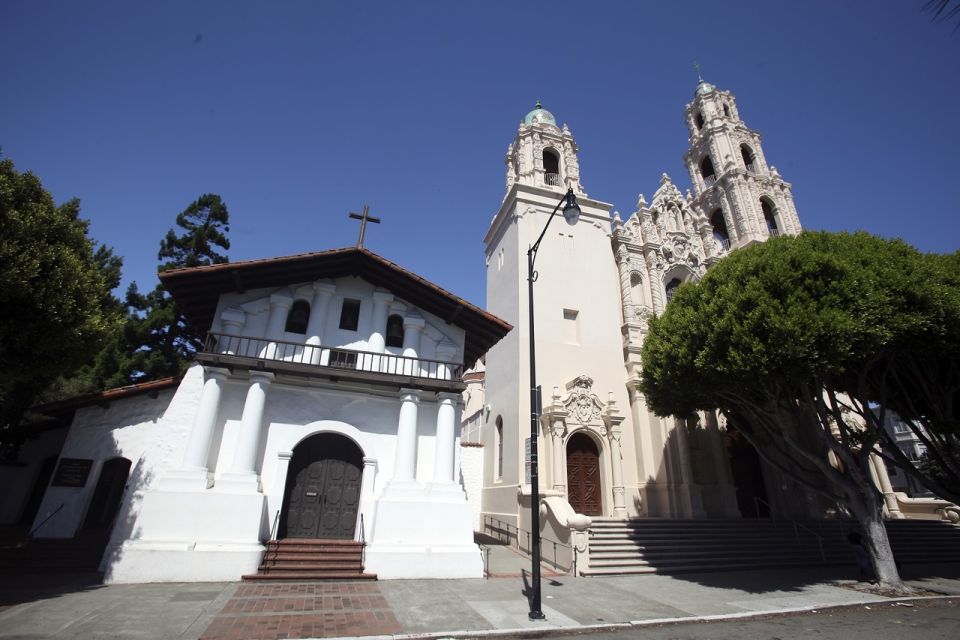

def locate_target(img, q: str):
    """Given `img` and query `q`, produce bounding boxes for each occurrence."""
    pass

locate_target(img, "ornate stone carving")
[563,376,604,425]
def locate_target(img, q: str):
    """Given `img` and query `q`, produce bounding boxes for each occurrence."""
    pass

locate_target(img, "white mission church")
[2,78,954,583]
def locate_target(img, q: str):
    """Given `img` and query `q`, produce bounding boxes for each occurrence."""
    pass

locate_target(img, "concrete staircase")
[243,538,376,581]
[582,517,960,576]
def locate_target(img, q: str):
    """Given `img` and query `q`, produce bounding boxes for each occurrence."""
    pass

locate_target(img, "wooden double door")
[566,433,602,516]
[281,434,363,539]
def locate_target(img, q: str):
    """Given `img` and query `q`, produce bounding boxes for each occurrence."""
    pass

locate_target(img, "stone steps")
[581,518,960,576]
[243,538,375,581]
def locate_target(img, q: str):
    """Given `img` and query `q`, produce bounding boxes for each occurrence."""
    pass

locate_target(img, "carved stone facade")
[478,80,809,532]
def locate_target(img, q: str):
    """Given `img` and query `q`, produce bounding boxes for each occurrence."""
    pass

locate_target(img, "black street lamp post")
[526,188,581,620]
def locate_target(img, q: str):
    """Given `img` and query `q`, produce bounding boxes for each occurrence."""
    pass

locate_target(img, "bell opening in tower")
[543,148,560,187]
[740,144,757,173]
[710,208,730,249]
[761,198,779,237]
[700,155,716,186]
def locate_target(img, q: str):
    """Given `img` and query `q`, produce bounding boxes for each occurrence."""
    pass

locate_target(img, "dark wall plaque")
[51,458,94,487]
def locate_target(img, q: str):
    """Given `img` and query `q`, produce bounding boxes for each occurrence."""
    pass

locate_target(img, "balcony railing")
[203,332,463,382]
[714,236,731,251]
[544,172,561,186]
[703,174,716,187]
[767,227,781,238]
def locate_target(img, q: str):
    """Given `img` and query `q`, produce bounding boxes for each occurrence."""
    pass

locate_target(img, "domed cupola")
[523,101,558,128]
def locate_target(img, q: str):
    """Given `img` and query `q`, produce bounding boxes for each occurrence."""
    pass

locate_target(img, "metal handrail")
[204,332,463,381]
[269,509,280,541]
[753,496,825,562]
[482,515,574,572]
[28,503,65,538]
[358,514,366,570]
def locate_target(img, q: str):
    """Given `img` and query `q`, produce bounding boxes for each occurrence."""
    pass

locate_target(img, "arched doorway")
[280,433,363,539]
[566,432,602,516]
[82,457,132,531]
[723,430,769,518]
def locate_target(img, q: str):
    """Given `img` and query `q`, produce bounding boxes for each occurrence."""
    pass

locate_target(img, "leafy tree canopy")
[639,231,960,591]
[0,157,122,436]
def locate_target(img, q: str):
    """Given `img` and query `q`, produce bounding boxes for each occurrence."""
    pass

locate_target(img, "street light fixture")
[526,187,581,620]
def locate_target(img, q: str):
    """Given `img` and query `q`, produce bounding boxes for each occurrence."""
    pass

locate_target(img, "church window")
[284,300,310,334]
[740,144,757,173]
[761,198,779,236]
[563,308,579,344]
[339,298,361,331]
[699,156,716,186]
[710,209,730,249]
[543,148,560,186]
[495,415,504,479]
[723,103,730,118]
[385,314,404,348]
[665,278,682,304]
[695,111,704,129]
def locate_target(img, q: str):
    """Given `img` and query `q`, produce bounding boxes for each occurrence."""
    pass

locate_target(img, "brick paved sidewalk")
[200,582,401,640]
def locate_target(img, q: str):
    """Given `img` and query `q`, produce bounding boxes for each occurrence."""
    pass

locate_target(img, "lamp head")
[562,190,581,226]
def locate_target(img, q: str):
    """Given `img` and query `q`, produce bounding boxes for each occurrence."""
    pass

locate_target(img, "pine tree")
[119,194,230,382]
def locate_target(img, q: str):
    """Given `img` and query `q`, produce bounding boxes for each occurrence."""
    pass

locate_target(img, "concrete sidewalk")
[0,561,958,640]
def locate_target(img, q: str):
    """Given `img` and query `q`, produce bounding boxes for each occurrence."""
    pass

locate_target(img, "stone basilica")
[464,77,809,542]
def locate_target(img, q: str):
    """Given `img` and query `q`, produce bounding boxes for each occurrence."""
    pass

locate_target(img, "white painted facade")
[477,80,808,536]
[24,260,509,583]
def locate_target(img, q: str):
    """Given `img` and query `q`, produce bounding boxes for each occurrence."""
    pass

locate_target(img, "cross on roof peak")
[348,204,381,248]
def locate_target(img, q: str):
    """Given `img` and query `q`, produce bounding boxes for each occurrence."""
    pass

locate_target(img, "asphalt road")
[513,599,960,640]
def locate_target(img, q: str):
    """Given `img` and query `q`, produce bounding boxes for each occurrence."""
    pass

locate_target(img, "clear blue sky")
[2,1,958,308]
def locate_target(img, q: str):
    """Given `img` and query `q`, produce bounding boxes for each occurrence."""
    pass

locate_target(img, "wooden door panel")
[566,434,602,516]
[282,435,363,539]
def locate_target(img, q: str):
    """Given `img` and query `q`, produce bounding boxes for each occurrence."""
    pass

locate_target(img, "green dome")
[523,101,557,127]
[695,79,716,96]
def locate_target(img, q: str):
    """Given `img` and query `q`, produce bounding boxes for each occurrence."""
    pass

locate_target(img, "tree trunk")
[848,493,909,592]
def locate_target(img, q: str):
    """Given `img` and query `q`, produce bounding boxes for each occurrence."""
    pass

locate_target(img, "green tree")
[0,157,122,453]
[118,194,230,382]
[867,250,960,502]
[638,231,947,592]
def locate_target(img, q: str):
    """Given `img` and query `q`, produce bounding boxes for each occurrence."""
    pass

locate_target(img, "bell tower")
[683,77,802,250]
[481,102,640,524]
[504,102,585,197]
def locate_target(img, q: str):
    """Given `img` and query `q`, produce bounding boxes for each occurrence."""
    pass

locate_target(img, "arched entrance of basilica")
[279,433,363,539]
[566,432,602,516]
[723,430,769,518]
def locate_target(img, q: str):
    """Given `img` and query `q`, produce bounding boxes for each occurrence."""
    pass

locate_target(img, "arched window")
[695,111,705,129]
[543,148,560,186]
[710,208,730,249]
[700,156,716,186]
[761,198,779,236]
[740,144,756,173]
[385,314,404,348]
[723,103,730,117]
[665,278,682,304]
[495,415,504,479]
[284,300,310,334]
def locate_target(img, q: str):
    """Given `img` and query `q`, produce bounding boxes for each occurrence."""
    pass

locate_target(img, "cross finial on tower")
[348,204,381,248]
[693,61,703,82]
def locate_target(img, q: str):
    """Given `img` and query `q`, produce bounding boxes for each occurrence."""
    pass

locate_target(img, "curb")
[323,594,958,640]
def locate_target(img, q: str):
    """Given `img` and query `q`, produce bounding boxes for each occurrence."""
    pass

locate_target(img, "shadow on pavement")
[0,572,104,609]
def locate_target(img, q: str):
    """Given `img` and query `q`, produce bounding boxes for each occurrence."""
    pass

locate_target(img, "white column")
[394,388,421,481]
[263,293,293,360]
[181,367,229,478]
[435,340,458,380]
[368,289,394,354]
[551,422,566,494]
[607,427,627,517]
[305,282,336,365]
[223,371,274,487]
[433,393,459,483]
[219,308,246,355]
[871,453,904,519]
[604,395,628,517]
[401,313,425,376]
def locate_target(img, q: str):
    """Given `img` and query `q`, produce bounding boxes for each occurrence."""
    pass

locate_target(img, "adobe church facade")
[477,78,809,531]
[9,248,509,582]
